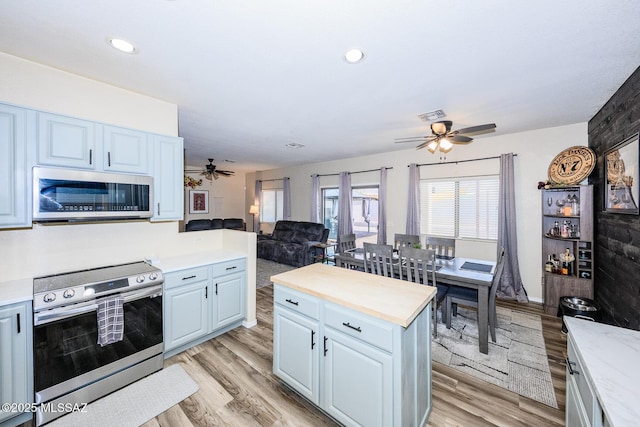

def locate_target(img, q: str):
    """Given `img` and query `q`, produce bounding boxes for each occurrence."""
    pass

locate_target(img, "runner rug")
[48,364,199,426]
[432,305,558,408]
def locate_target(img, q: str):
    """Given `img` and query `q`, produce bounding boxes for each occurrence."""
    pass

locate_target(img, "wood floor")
[140,286,567,427]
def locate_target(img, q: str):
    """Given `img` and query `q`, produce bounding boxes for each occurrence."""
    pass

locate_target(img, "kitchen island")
[271,263,436,427]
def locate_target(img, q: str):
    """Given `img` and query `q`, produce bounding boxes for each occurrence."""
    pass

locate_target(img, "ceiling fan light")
[426,141,438,153]
[439,138,453,151]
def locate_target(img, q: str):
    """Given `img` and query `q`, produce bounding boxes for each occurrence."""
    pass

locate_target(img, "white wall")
[246,122,589,301]
[0,53,255,300]
[183,168,247,224]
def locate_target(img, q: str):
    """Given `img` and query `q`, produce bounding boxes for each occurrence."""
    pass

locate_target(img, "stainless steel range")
[32,261,164,426]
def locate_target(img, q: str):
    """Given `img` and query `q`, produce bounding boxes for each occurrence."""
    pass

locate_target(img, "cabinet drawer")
[164,266,209,289]
[324,303,393,353]
[274,285,320,320]
[211,258,246,276]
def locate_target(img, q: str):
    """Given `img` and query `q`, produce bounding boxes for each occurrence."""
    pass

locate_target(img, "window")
[321,186,379,245]
[261,189,283,222]
[420,176,499,240]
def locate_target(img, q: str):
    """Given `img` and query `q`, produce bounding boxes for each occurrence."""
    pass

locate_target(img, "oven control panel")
[33,271,164,311]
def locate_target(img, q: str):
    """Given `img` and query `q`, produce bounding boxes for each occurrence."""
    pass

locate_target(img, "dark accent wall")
[588,65,640,330]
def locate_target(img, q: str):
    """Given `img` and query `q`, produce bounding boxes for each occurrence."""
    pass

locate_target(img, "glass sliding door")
[322,186,378,246]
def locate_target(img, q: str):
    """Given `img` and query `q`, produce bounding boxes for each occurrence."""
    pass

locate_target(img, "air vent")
[418,110,446,122]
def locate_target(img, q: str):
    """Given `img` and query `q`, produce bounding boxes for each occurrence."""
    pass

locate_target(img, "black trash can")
[558,296,601,333]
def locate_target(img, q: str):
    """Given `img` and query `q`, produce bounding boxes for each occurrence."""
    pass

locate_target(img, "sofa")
[185,218,246,231]
[257,220,329,267]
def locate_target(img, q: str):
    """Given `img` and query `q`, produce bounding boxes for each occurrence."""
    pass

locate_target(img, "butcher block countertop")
[270,263,436,327]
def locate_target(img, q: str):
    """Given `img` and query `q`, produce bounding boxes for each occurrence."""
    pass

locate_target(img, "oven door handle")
[34,285,163,326]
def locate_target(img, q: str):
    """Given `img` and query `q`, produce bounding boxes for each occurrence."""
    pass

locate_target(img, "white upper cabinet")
[37,112,97,169]
[102,125,150,174]
[0,104,33,229]
[152,134,183,221]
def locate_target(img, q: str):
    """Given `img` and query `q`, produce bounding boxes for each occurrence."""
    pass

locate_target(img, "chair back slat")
[393,234,420,251]
[425,236,456,259]
[337,233,356,253]
[399,247,436,287]
[363,243,394,277]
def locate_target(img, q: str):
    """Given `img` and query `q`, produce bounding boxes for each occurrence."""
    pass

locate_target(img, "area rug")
[49,364,199,427]
[256,258,297,288]
[432,306,558,408]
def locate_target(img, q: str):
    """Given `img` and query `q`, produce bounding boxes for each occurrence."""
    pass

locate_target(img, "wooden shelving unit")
[541,185,594,315]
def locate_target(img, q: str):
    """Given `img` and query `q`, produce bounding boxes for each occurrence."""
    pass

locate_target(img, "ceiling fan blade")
[454,123,496,135]
[416,140,435,150]
[394,136,436,143]
[450,135,473,144]
[217,171,234,175]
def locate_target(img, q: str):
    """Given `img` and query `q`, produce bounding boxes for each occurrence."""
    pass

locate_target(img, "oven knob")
[43,293,56,303]
[63,289,76,299]
[136,275,145,283]
[149,272,158,281]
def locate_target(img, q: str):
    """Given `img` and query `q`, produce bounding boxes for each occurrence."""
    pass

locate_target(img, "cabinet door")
[566,377,589,427]
[103,125,150,174]
[323,328,392,427]
[37,112,96,169]
[151,135,183,221]
[212,273,245,330]
[164,281,208,351]
[273,307,320,404]
[0,104,32,228]
[0,303,30,423]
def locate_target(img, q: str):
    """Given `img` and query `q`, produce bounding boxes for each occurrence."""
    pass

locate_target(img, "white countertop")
[0,277,33,305]
[0,250,248,306]
[565,317,640,427]
[151,249,247,273]
[271,263,436,327]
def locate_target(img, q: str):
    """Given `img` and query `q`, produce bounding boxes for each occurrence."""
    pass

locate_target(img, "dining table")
[334,249,496,354]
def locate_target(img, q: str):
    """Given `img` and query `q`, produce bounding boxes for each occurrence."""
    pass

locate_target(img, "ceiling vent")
[418,110,446,122]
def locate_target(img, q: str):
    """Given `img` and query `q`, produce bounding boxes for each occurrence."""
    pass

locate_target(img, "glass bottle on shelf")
[545,255,554,273]
[553,220,560,237]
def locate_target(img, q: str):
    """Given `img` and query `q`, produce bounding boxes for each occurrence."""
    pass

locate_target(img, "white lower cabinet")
[163,258,246,357]
[0,301,33,426]
[566,332,604,427]
[273,284,431,427]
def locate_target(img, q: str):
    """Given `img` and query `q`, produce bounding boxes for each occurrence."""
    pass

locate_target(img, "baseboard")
[243,319,258,328]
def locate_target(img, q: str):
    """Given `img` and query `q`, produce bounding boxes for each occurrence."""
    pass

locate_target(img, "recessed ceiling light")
[106,37,137,54]
[344,48,365,64]
[285,143,305,149]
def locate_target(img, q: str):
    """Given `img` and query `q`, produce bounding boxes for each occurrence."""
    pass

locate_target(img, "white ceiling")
[1,0,639,173]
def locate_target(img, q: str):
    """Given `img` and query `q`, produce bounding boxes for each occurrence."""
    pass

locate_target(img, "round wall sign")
[548,146,596,185]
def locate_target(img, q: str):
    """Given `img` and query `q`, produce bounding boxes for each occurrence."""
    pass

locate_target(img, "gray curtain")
[338,172,353,237]
[310,174,320,223]
[377,167,387,245]
[283,177,291,220]
[254,180,262,233]
[406,163,420,235]
[497,153,528,302]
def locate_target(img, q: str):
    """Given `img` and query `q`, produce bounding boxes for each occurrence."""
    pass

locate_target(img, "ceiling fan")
[395,120,496,154]
[185,158,235,180]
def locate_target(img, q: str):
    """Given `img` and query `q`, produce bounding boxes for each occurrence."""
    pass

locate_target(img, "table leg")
[477,286,489,354]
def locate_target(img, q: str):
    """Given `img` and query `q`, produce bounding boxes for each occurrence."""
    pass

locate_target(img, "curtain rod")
[412,154,517,167]
[258,178,286,183]
[312,167,393,178]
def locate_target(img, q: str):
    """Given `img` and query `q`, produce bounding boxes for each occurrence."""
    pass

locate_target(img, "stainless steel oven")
[32,262,163,426]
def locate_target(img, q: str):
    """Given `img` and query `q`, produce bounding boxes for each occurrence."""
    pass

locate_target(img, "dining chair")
[444,248,506,343]
[399,246,449,337]
[424,236,456,260]
[363,243,395,277]
[337,233,356,253]
[393,233,420,251]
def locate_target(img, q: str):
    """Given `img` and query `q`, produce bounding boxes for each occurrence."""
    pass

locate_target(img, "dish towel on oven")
[97,295,125,347]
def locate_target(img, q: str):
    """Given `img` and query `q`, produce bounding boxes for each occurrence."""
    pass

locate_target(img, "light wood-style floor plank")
[20,285,566,427]
[151,287,566,427]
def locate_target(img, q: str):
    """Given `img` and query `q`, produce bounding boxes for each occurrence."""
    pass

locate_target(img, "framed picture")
[189,190,209,214]
[604,133,639,214]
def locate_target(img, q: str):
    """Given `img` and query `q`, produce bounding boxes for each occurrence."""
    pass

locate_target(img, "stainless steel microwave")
[33,167,153,221]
